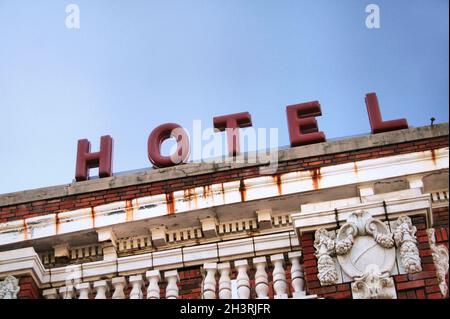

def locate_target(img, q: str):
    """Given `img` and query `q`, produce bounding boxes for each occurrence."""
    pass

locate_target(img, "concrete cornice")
[0,123,448,207]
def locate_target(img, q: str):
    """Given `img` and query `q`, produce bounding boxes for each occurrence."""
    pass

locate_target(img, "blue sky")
[0,0,448,194]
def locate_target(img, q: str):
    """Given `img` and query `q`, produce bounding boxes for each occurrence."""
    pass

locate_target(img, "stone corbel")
[427,228,449,297]
[97,228,118,260]
[313,228,338,286]
[256,209,273,230]
[0,276,20,299]
[352,264,396,299]
[393,215,422,274]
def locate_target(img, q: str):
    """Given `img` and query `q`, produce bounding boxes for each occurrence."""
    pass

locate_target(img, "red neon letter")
[286,101,326,147]
[365,92,408,133]
[213,112,252,156]
[148,123,190,168]
[75,135,113,181]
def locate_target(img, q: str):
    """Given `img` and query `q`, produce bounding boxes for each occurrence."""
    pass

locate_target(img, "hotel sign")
[75,92,408,181]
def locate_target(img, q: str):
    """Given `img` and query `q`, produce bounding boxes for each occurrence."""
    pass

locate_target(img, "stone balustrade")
[41,252,314,299]
[200,251,312,299]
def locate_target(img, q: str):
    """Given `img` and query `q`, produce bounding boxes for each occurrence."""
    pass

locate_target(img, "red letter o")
[148,123,190,168]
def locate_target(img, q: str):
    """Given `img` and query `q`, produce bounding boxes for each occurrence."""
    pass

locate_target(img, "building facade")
[0,123,448,299]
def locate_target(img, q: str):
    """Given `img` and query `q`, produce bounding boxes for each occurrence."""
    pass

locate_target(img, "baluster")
[129,275,144,299]
[288,251,306,298]
[59,285,75,299]
[76,282,91,299]
[42,288,58,299]
[111,277,126,299]
[146,270,161,299]
[202,263,217,299]
[271,254,287,299]
[164,270,179,299]
[218,262,231,299]
[235,260,250,299]
[93,280,109,299]
[253,257,269,299]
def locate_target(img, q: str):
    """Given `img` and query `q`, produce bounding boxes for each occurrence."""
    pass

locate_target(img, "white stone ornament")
[336,211,395,279]
[351,264,396,299]
[202,263,217,299]
[235,260,250,299]
[218,263,232,299]
[393,215,422,274]
[314,228,338,285]
[0,276,20,299]
[253,257,269,299]
[427,228,449,297]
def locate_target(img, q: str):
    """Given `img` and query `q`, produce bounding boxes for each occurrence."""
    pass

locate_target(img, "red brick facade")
[301,210,449,299]
[1,135,448,223]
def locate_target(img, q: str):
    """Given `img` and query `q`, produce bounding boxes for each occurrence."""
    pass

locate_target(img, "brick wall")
[301,213,449,299]
[1,135,448,223]
[18,275,41,299]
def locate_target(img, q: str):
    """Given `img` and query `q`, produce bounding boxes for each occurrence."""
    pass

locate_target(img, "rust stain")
[183,188,198,210]
[166,192,175,215]
[203,185,212,199]
[239,179,246,202]
[353,162,359,177]
[273,175,283,195]
[90,207,95,228]
[310,168,321,190]
[220,183,226,204]
[23,220,28,241]
[55,213,60,234]
[431,149,437,165]
[125,199,134,222]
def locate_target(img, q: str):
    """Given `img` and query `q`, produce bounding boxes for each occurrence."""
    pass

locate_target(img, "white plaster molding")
[351,264,397,299]
[393,215,422,274]
[427,228,449,297]
[314,228,338,285]
[0,275,20,299]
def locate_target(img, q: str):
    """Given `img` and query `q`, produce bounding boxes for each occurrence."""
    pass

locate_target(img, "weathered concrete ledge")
[0,123,448,207]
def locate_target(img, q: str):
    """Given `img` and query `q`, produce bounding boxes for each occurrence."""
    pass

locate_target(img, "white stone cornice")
[0,148,447,248]
[293,189,432,233]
